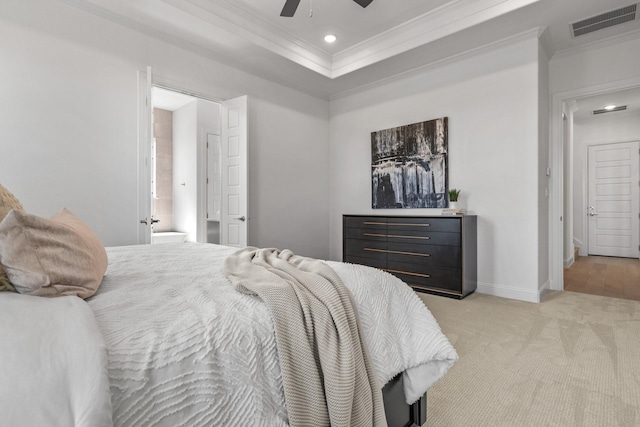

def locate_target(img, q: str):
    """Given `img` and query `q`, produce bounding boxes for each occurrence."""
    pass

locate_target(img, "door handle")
[234,216,246,222]
[589,212,599,216]
[140,218,161,224]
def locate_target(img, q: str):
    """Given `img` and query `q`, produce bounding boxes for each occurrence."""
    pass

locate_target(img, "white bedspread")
[0,292,113,427]
[327,261,458,404]
[88,243,457,427]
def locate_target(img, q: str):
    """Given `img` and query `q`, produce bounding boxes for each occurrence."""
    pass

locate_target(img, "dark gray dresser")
[343,215,477,299]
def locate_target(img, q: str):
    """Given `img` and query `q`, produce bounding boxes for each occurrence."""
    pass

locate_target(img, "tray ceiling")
[61,0,640,98]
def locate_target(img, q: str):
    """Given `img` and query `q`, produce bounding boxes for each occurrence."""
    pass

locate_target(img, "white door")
[587,141,640,258]
[220,96,248,248]
[137,66,153,244]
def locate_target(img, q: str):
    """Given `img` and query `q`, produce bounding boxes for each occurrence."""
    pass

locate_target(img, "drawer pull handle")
[388,223,430,227]
[362,221,431,227]
[388,234,430,240]
[363,233,430,240]
[364,248,430,257]
[385,269,431,278]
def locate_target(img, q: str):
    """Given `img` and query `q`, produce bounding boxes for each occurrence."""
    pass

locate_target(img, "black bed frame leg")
[413,393,426,426]
[382,373,427,427]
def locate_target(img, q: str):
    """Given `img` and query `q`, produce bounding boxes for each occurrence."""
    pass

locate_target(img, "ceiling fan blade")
[353,0,373,7]
[280,0,300,17]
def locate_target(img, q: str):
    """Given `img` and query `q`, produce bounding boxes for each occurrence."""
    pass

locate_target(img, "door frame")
[549,76,640,291]
[137,67,153,244]
[582,139,640,258]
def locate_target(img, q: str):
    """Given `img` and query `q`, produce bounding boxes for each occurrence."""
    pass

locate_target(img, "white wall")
[0,0,330,257]
[173,101,198,242]
[572,111,640,254]
[248,97,330,258]
[329,37,544,302]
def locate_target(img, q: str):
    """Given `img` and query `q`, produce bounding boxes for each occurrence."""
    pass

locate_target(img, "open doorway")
[151,87,222,244]
[560,87,640,300]
[137,70,249,248]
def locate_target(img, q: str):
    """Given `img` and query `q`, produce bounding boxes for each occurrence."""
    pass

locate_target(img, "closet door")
[587,141,640,258]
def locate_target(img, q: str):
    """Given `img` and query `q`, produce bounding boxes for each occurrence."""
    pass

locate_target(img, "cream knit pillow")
[0,183,24,292]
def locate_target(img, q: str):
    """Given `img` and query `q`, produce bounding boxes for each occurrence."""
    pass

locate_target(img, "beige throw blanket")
[224,247,387,427]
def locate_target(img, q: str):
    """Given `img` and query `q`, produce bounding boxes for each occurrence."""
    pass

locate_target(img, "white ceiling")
[228,0,454,54]
[153,87,197,111]
[63,0,640,99]
[573,86,640,124]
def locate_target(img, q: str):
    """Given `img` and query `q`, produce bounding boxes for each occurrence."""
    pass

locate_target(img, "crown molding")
[164,0,334,77]
[58,0,332,98]
[537,26,555,59]
[330,26,545,101]
[330,0,542,78]
[166,0,545,78]
[551,27,640,60]
[61,0,545,79]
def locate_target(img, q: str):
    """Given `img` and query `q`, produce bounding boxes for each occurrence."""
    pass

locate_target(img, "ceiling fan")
[280,0,373,17]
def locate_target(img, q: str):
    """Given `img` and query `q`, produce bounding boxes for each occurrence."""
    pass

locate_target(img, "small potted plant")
[448,188,461,209]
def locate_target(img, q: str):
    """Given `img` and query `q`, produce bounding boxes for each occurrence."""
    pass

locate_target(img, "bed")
[0,203,457,427]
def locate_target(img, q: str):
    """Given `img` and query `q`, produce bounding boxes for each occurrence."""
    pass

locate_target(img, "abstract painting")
[371,117,448,209]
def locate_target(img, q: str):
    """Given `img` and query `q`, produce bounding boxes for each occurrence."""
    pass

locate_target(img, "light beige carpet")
[419,291,640,426]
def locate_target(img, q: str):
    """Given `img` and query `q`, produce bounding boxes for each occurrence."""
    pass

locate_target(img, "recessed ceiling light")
[604,104,617,110]
[324,34,337,43]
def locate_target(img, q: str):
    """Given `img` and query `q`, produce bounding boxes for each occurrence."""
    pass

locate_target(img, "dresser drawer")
[344,238,387,261]
[386,231,460,246]
[386,243,461,268]
[387,266,461,293]
[344,255,387,270]
[344,216,388,230]
[344,227,387,241]
[386,217,460,233]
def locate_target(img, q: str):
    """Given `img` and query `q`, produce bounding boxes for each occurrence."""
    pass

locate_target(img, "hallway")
[564,255,640,301]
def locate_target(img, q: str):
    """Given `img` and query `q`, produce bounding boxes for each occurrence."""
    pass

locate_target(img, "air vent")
[593,105,628,115]
[571,3,637,37]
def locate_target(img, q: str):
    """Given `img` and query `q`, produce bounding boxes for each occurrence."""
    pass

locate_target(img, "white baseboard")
[574,239,587,257]
[476,281,543,303]
[564,256,574,268]
[539,279,551,300]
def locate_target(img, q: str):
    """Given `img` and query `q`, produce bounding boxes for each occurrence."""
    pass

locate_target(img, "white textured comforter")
[88,243,457,427]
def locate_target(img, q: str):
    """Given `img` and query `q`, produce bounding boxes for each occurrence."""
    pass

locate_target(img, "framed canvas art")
[371,117,448,209]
